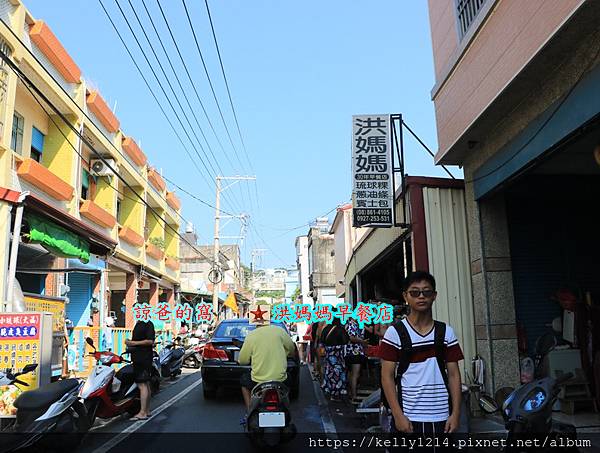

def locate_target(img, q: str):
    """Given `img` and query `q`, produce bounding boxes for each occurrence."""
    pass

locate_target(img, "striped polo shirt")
[379,319,464,422]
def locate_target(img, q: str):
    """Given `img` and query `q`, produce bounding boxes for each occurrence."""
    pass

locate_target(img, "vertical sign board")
[352,115,395,227]
[0,313,52,418]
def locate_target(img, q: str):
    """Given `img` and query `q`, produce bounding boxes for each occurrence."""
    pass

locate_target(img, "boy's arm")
[445,361,462,433]
[381,360,412,433]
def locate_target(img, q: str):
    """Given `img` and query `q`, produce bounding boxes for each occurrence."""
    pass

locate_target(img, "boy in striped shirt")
[380,271,463,436]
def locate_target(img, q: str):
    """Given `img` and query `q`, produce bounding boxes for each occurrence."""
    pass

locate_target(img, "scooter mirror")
[479,394,500,414]
[86,337,95,348]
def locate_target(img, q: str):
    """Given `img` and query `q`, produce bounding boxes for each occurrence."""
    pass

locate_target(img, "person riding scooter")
[238,317,296,413]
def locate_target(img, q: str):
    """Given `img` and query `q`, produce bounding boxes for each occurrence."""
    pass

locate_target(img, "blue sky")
[25,0,460,269]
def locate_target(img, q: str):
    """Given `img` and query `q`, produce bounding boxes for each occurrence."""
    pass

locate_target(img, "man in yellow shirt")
[238,323,296,410]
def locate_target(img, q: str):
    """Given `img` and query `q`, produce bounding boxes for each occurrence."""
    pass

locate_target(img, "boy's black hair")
[403,271,436,292]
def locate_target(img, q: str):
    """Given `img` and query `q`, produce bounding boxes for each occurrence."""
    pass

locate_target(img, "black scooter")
[500,372,577,451]
[0,364,89,452]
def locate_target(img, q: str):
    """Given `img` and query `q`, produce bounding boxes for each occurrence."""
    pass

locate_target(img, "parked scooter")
[182,335,206,369]
[157,337,185,379]
[79,337,141,424]
[3,364,89,452]
[501,372,577,451]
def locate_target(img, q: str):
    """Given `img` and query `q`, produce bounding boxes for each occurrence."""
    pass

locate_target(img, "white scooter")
[79,338,141,423]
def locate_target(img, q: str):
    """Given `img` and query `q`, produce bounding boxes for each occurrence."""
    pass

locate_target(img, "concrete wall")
[428,0,585,161]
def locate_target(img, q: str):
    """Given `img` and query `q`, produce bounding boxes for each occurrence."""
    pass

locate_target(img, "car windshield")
[214,322,289,339]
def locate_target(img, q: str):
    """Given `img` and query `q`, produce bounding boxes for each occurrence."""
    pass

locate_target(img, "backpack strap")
[433,320,452,414]
[433,321,448,387]
[391,320,412,410]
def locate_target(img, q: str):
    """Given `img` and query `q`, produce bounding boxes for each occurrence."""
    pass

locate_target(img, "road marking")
[88,371,196,432]
[308,364,338,435]
[90,375,203,453]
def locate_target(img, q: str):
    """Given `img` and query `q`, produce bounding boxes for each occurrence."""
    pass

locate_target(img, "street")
[77,365,333,453]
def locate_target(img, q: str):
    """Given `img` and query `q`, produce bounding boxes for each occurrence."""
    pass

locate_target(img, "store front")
[6,193,116,378]
[481,118,600,410]
[343,176,476,373]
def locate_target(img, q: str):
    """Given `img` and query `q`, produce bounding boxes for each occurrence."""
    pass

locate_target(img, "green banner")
[26,213,90,263]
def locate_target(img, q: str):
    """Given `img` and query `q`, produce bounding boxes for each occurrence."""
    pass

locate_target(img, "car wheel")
[203,383,217,399]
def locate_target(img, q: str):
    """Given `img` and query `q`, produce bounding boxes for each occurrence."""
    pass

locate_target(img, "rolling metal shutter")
[507,200,566,356]
[66,273,92,327]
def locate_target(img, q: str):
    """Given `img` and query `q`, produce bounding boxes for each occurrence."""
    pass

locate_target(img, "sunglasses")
[407,289,436,298]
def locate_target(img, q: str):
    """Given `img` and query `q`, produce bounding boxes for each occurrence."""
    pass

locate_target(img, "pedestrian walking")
[344,317,369,403]
[321,317,350,401]
[380,271,463,445]
[126,318,155,420]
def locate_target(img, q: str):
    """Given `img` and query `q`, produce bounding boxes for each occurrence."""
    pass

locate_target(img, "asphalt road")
[76,364,333,453]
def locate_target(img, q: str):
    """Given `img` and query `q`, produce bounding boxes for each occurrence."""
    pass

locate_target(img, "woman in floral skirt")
[321,317,350,401]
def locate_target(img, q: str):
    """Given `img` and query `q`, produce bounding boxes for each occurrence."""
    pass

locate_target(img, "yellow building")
[0,0,181,346]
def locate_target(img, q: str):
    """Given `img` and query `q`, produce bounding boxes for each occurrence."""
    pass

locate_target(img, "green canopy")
[26,213,90,263]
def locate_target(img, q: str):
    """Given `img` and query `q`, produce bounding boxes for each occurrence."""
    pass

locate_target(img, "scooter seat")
[14,378,80,410]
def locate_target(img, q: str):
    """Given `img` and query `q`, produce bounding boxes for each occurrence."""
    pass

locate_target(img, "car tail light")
[202,343,228,360]
[263,389,280,410]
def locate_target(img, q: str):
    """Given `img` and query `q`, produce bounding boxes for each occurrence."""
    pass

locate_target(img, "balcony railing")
[456,0,487,38]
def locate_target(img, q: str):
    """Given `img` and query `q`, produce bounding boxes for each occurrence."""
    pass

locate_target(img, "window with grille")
[10,111,23,154]
[456,0,487,38]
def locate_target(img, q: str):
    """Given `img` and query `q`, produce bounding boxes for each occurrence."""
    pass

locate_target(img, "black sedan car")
[200,319,300,400]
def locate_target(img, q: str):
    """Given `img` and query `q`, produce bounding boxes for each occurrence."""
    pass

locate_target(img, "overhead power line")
[180,0,245,174]
[152,0,250,212]
[100,0,244,214]
[203,0,254,174]
[201,0,257,214]
[179,0,255,213]
[136,0,238,177]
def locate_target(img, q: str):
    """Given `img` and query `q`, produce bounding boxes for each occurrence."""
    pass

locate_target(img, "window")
[31,126,44,162]
[455,0,487,38]
[116,199,122,224]
[10,112,24,154]
[81,168,91,200]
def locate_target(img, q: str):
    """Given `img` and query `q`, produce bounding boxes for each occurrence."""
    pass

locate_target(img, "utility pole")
[212,175,256,320]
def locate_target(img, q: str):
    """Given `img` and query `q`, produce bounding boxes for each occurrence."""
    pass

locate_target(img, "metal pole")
[212,177,221,320]
[6,193,28,312]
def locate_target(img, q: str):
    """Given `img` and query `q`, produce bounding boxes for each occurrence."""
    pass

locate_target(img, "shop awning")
[23,193,116,256]
[26,213,91,263]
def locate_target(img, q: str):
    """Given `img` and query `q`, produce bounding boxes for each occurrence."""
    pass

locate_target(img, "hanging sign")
[351,114,395,227]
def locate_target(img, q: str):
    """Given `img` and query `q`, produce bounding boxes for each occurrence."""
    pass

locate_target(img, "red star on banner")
[250,306,268,321]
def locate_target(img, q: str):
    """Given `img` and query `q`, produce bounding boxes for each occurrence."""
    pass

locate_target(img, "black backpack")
[383,320,451,412]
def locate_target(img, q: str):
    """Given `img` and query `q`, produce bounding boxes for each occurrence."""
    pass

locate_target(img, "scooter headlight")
[521,388,546,412]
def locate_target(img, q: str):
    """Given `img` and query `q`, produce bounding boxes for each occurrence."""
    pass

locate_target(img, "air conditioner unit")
[90,159,116,177]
